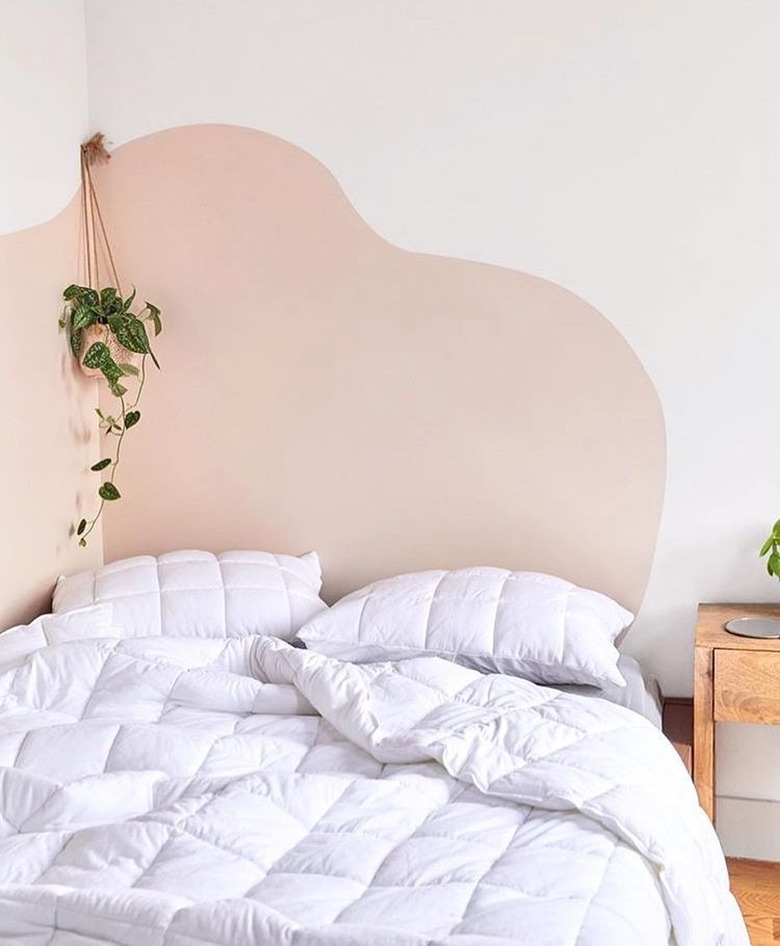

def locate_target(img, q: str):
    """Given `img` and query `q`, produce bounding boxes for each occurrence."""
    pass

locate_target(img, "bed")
[0,551,747,946]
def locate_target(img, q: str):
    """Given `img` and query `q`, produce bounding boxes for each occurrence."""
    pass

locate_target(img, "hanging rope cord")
[80,134,121,293]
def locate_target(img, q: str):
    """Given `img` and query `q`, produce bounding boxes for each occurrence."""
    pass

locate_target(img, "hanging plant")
[59,133,163,547]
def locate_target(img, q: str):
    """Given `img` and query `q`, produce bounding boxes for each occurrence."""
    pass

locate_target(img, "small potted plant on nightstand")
[718,522,780,638]
[760,520,780,579]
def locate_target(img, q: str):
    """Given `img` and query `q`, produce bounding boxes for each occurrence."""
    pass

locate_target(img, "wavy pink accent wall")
[88,125,665,610]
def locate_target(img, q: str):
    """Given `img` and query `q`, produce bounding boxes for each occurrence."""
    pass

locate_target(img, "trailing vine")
[60,285,162,545]
[59,133,163,546]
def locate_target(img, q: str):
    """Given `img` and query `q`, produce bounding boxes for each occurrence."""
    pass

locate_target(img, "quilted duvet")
[0,632,747,946]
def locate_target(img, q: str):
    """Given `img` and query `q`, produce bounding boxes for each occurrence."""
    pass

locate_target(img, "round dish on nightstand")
[725,617,780,638]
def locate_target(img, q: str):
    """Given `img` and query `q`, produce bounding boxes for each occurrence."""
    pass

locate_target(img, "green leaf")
[772,519,780,539]
[71,305,97,331]
[76,518,87,535]
[79,537,87,547]
[115,317,152,355]
[95,407,105,419]
[760,536,775,557]
[124,410,141,429]
[101,361,125,386]
[69,327,83,360]
[84,345,127,395]
[98,482,121,501]
[111,317,143,353]
[122,287,137,313]
[81,287,99,307]
[117,361,140,377]
[100,287,118,308]
[102,417,122,433]
[769,552,780,577]
[115,317,160,367]
[108,314,130,336]
[82,341,111,369]
[63,284,94,303]
[146,303,162,336]
[90,458,112,472]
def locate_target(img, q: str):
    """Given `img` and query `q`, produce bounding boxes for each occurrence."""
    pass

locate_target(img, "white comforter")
[0,634,747,946]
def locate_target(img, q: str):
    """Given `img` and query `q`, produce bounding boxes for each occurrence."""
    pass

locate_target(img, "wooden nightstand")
[662,697,693,775]
[694,603,780,822]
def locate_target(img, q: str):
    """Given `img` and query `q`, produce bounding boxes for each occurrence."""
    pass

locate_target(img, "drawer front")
[714,649,780,723]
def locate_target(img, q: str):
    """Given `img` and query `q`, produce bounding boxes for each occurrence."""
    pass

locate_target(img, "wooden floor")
[729,859,780,945]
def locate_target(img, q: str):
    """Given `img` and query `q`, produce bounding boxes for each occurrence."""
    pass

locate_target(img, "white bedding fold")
[0,633,747,946]
[253,637,745,946]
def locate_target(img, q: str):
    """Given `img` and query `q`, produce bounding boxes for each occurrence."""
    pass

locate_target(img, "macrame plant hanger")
[66,134,163,548]
[77,133,134,378]
[80,133,121,295]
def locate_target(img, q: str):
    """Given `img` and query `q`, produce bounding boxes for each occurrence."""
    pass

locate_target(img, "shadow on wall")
[58,346,98,552]
[0,199,102,631]
[81,124,667,611]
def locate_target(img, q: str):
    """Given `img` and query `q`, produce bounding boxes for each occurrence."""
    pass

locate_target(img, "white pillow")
[296,568,632,688]
[53,550,327,641]
[0,604,116,672]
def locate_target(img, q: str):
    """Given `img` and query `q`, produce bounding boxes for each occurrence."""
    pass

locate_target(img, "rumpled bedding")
[0,633,747,945]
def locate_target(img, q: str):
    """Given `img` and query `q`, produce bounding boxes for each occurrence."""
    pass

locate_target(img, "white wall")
[0,0,89,232]
[84,0,780,855]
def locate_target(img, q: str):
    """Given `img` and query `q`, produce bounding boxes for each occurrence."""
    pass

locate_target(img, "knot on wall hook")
[81,132,111,167]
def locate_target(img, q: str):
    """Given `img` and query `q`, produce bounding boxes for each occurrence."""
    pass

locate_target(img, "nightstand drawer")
[714,649,780,723]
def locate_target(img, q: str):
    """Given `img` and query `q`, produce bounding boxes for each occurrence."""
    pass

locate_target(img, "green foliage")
[60,284,163,547]
[98,482,121,501]
[759,519,780,579]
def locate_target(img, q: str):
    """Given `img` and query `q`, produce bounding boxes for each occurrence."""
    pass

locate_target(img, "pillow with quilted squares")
[53,549,327,641]
[296,567,632,687]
